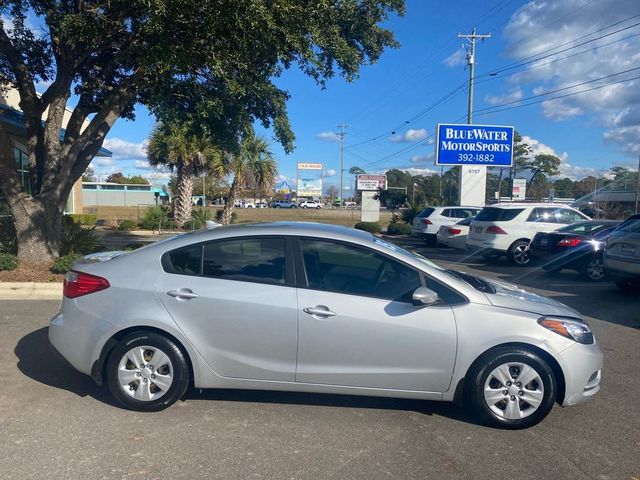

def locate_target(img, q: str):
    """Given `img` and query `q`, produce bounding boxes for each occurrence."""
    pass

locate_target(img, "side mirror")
[412,287,439,306]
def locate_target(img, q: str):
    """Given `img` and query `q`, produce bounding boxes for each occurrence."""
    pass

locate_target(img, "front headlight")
[538,316,594,344]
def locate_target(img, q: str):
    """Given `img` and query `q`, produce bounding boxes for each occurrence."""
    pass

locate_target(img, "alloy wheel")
[586,258,605,281]
[512,244,530,265]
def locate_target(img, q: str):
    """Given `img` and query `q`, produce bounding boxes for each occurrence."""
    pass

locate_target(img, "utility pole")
[337,123,348,207]
[457,27,490,206]
[635,154,640,214]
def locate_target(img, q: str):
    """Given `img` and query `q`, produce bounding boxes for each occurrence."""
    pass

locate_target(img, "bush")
[215,209,238,224]
[51,254,81,274]
[402,203,426,225]
[61,222,101,256]
[67,213,97,226]
[354,221,381,234]
[117,219,137,231]
[0,253,18,271]
[0,217,17,254]
[386,221,412,235]
[140,205,170,230]
[191,208,213,229]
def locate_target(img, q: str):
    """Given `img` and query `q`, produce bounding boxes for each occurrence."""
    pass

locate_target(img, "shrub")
[0,253,18,271]
[0,217,17,254]
[67,214,97,226]
[61,222,101,256]
[354,221,381,234]
[191,208,213,229]
[140,205,170,230]
[51,254,81,274]
[215,209,238,224]
[118,219,137,231]
[401,203,426,225]
[386,221,412,235]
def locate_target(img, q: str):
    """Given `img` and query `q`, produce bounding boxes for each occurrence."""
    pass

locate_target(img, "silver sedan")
[50,222,602,429]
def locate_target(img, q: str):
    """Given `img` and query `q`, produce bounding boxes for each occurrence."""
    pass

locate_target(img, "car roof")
[432,205,482,210]
[484,203,578,209]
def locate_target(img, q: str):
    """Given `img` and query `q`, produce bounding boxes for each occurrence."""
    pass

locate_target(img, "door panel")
[296,289,457,392]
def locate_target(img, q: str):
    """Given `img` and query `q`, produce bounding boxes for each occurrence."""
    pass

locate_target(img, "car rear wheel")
[508,240,531,266]
[582,256,605,281]
[106,332,190,411]
[467,347,556,429]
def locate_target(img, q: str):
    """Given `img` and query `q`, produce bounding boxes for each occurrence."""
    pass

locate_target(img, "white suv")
[466,203,590,265]
[299,200,322,209]
[411,206,482,244]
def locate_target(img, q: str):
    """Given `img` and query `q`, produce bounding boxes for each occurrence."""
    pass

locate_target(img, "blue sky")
[95,0,640,191]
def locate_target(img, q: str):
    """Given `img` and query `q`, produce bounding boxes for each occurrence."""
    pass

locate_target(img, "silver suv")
[604,214,640,292]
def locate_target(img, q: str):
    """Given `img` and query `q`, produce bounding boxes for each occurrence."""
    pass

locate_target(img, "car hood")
[484,277,581,317]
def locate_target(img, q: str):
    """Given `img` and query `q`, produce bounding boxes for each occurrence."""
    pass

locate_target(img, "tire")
[582,256,606,282]
[106,332,190,412]
[508,240,531,266]
[316,206,321,209]
[275,205,281,208]
[466,347,556,429]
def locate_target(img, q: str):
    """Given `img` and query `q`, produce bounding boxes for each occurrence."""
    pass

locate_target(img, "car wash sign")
[435,124,514,167]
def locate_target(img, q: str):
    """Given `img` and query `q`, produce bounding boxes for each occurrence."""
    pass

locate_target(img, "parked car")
[299,200,322,209]
[603,214,640,292]
[529,220,619,281]
[271,200,297,208]
[50,222,601,429]
[466,203,590,266]
[255,201,268,208]
[411,206,481,245]
[436,217,474,250]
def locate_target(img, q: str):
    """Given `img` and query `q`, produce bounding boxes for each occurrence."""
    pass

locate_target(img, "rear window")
[617,216,640,233]
[475,207,524,222]
[417,208,435,218]
[556,221,615,234]
[457,217,474,226]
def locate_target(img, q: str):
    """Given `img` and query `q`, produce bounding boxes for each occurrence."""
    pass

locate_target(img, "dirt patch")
[0,261,64,283]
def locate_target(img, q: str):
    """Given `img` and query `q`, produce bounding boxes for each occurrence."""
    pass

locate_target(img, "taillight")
[558,238,582,247]
[448,228,462,235]
[422,219,432,225]
[486,225,507,234]
[63,270,110,298]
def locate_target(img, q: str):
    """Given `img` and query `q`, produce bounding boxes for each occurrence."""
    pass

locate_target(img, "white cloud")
[500,0,640,156]
[316,131,340,142]
[410,153,434,164]
[103,138,148,161]
[521,135,569,162]
[400,167,437,177]
[92,157,115,167]
[484,89,523,105]
[388,128,428,143]
[324,169,337,177]
[444,49,466,68]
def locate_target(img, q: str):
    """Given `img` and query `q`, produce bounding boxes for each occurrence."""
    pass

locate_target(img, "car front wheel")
[466,347,556,429]
[106,332,190,411]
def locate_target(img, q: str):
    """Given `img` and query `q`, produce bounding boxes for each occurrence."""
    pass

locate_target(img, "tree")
[374,187,407,220]
[529,153,561,186]
[81,166,95,182]
[147,122,220,227]
[128,175,149,185]
[327,185,339,205]
[105,172,127,184]
[216,131,278,225]
[0,1,403,261]
[510,131,533,192]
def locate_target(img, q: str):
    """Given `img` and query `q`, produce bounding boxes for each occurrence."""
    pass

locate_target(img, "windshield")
[372,237,444,270]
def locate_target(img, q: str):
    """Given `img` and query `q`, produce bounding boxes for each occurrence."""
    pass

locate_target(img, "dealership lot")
[1,239,639,480]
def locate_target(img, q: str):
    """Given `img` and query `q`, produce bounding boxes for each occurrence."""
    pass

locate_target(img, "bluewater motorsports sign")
[435,123,514,166]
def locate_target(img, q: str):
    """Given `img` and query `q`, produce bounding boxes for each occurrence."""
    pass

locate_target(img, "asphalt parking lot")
[1,238,639,480]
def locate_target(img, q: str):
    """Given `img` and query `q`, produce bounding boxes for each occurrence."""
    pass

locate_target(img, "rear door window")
[527,208,558,223]
[163,245,203,276]
[475,207,524,222]
[555,208,588,224]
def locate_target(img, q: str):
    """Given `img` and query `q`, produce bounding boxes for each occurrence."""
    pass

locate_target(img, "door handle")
[303,306,336,317]
[167,289,199,300]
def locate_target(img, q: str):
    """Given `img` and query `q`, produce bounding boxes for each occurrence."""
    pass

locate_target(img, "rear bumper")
[557,341,603,406]
[465,237,508,254]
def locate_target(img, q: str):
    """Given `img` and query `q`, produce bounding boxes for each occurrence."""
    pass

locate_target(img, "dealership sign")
[435,124,514,167]
[357,174,387,191]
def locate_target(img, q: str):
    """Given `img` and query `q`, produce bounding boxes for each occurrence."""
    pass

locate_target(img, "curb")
[0,282,62,300]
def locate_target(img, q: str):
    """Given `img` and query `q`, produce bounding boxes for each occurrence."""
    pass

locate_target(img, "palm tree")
[147,122,220,228]
[215,131,278,224]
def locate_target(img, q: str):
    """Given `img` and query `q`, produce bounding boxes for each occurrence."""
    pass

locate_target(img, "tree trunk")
[11,195,64,262]
[496,168,504,200]
[173,163,194,228]
[221,176,240,225]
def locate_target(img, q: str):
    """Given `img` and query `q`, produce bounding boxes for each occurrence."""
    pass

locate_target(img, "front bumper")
[604,254,640,279]
[557,340,603,406]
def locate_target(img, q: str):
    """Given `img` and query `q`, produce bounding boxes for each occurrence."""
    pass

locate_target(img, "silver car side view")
[49,222,602,429]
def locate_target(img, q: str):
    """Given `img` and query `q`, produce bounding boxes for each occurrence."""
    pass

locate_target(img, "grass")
[85,206,394,228]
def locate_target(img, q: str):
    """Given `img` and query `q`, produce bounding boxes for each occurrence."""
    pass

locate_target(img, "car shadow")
[14,326,119,407]
[16,327,485,426]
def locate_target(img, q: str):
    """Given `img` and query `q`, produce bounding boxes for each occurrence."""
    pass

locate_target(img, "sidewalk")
[0,282,62,300]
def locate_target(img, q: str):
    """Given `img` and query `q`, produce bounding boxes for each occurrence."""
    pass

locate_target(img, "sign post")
[356,174,387,222]
[296,162,323,200]
[435,123,514,206]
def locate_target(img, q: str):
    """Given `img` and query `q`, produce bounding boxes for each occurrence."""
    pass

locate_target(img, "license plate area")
[621,244,636,254]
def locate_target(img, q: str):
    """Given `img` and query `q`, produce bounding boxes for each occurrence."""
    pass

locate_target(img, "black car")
[529,220,620,281]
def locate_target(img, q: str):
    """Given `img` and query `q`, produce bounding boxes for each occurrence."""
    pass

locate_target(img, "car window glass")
[555,209,588,224]
[416,208,435,218]
[300,239,421,302]
[618,218,640,233]
[457,217,474,226]
[557,222,610,234]
[203,237,286,284]
[441,209,451,217]
[164,245,202,276]
[476,207,523,221]
[527,208,557,223]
